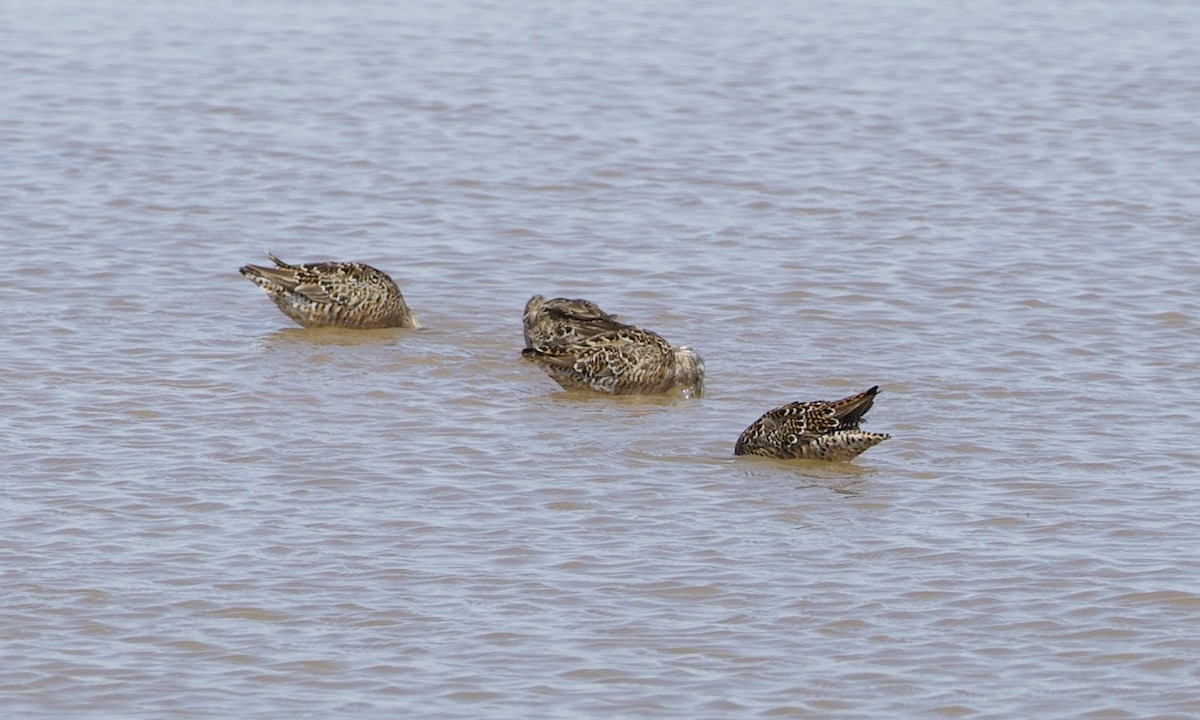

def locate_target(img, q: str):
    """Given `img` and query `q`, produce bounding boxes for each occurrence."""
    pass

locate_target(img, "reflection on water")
[257,325,419,347]
[738,459,875,496]
[4,0,1200,718]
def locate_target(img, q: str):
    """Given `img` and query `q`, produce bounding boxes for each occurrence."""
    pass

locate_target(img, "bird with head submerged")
[734,386,890,461]
[239,253,418,329]
[522,325,705,398]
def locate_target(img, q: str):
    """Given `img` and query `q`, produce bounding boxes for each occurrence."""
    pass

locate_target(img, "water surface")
[3,1,1200,717]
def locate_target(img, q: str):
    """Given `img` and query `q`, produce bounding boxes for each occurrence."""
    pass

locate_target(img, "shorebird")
[239,253,418,329]
[522,294,631,348]
[734,386,890,461]
[521,327,704,397]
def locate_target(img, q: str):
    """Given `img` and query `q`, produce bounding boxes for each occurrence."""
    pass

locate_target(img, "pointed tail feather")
[832,386,880,429]
[239,263,268,280]
[239,255,299,290]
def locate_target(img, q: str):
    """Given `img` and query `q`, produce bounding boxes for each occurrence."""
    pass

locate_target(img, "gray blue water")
[3,1,1200,717]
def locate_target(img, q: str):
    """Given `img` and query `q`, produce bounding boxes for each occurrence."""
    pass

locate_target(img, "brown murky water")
[4,1,1200,717]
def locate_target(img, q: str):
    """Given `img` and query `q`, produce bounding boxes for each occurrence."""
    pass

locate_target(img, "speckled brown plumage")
[521,327,704,397]
[522,295,632,349]
[734,386,890,461]
[239,253,418,329]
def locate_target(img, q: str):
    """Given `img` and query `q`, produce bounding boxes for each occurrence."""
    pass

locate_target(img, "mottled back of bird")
[522,326,703,397]
[522,294,631,348]
[734,386,888,461]
[240,254,418,329]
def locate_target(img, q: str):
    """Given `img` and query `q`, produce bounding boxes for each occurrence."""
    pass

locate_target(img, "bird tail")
[239,253,295,286]
[831,386,880,429]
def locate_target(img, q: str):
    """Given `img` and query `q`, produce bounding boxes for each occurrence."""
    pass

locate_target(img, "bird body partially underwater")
[239,253,418,329]
[522,294,631,349]
[523,328,700,396]
[521,294,703,397]
[522,327,705,397]
[735,386,890,461]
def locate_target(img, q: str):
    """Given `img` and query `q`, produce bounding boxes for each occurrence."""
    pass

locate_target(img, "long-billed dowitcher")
[734,386,890,461]
[239,253,418,329]
[522,294,631,348]
[522,327,705,397]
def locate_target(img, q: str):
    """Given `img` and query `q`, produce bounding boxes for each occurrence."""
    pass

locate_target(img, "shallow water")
[4,0,1200,717]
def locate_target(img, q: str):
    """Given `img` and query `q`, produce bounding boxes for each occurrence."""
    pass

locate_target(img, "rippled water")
[4,0,1200,717]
